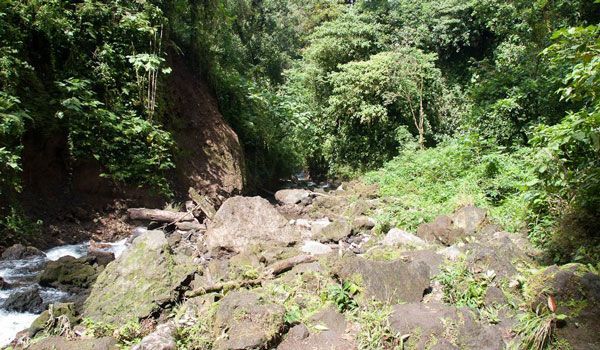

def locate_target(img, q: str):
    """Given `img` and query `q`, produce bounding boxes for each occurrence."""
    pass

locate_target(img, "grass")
[513,310,566,350]
[348,301,401,350]
[435,258,495,310]
[363,136,533,233]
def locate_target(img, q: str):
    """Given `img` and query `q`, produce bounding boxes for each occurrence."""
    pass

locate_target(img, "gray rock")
[2,244,44,260]
[333,254,430,304]
[213,290,285,350]
[310,218,332,236]
[3,286,44,313]
[416,206,488,246]
[83,230,196,324]
[417,215,464,246]
[484,286,506,306]
[452,206,487,235]
[0,276,11,289]
[275,189,312,205]
[389,303,504,350]
[438,245,463,261]
[204,196,300,254]
[87,248,115,267]
[132,322,177,350]
[526,264,600,349]
[382,228,426,247]
[301,240,333,255]
[278,307,355,350]
[402,250,444,275]
[314,220,352,243]
[352,216,376,232]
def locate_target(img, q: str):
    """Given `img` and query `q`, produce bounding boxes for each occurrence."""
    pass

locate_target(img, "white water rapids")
[0,239,127,346]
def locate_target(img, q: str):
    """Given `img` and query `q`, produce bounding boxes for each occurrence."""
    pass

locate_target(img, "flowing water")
[0,239,127,346]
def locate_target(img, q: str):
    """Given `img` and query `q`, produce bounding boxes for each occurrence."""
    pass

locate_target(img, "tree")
[324,48,444,169]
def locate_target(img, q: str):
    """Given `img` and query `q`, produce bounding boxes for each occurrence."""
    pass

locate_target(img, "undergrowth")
[364,135,533,233]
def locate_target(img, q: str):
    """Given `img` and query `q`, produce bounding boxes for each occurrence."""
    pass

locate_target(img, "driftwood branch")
[175,221,206,231]
[185,254,316,298]
[266,254,316,275]
[128,208,195,223]
[188,188,217,219]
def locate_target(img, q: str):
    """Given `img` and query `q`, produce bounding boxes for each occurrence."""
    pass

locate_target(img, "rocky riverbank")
[3,182,599,349]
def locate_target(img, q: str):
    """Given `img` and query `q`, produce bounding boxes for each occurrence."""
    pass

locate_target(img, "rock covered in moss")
[332,253,430,304]
[83,230,196,324]
[27,336,118,350]
[204,196,300,254]
[213,290,285,350]
[29,303,78,337]
[38,256,98,292]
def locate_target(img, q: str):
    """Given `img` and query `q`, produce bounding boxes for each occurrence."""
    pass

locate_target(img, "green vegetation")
[365,136,532,232]
[513,309,568,350]
[322,280,360,312]
[436,258,495,309]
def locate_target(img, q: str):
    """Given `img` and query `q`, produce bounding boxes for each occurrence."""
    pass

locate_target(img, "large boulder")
[389,303,505,350]
[38,256,98,292]
[204,196,300,254]
[332,254,430,304]
[83,230,196,324]
[2,286,44,313]
[417,206,488,245]
[213,290,285,350]
[1,244,44,260]
[278,307,355,350]
[275,189,312,205]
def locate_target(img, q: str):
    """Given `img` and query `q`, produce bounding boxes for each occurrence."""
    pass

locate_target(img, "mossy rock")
[213,290,285,350]
[38,256,98,292]
[29,303,78,337]
[83,230,197,324]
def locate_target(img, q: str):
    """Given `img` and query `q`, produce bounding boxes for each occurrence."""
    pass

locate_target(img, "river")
[0,240,127,346]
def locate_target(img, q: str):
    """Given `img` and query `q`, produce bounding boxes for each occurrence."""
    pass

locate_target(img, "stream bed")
[0,240,127,346]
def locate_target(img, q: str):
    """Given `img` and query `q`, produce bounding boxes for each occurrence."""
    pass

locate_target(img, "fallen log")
[266,254,316,275]
[185,254,316,298]
[127,208,195,223]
